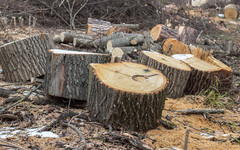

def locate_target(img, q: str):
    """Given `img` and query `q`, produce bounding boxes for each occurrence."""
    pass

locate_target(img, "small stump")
[44,49,109,100]
[87,62,168,132]
[0,34,53,82]
[138,51,191,98]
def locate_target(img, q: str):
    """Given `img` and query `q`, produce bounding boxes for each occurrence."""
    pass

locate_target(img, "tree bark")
[177,26,199,45]
[138,51,191,98]
[181,57,222,95]
[44,49,110,101]
[87,62,168,132]
[0,34,53,82]
[87,18,111,25]
[53,35,61,44]
[73,38,93,47]
[86,24,112,39]
[60,32,93,43]
[150,24,179,42]
[162,38,191,55]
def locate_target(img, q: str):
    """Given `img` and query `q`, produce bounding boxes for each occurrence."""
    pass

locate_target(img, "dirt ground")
[0,2,240,150]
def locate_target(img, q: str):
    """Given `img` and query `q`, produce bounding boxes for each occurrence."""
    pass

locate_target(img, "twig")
[0,84,42,115]
[175,109,225,115]
[184,129,190,150]
[61,122,86,143]
[0,139,25,150]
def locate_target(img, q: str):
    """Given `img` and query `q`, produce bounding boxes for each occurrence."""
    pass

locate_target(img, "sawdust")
[143,96,240,150]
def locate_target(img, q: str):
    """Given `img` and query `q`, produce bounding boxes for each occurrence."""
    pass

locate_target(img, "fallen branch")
[0,84,42,115]
[61,122,86,149]
[0,114,19,120]
[184,129,190,150]
[175,109,225,115]
[0,139,25,150]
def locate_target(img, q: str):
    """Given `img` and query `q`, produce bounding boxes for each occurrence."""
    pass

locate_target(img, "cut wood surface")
[60,32,93,43]
[53,35,61,44]
[106,26,132,36]
[176,56,222,95]
[44,49,110,101]
[150,24,179,42]
[177,26,199,45]
[130,34,144,45]
[110,48,124,63]
[162,38,191,55]
[224,4,239,20]
[138,51,191,98]
[0,34,53,82]
[87,62,168,132]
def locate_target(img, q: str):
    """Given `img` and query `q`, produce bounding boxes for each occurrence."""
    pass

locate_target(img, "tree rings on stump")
[138,51,191,98]
[44,49,110,101]
[162,38,191,55]
[87,62,168,132]
[0,34,53,82]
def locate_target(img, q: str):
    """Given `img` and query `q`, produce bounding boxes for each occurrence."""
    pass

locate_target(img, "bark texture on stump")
[224,4,239,20]
[162,38,191,55]
[0,34,53,82]
[44,49,109,101]
[181,57,222,95]
[87,62,168,132]
[138,51,191,98]
[191,47,233,92]
[150,24,179,42]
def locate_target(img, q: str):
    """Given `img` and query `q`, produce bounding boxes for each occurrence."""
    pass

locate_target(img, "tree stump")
[177,26,199,45]
[44,49,109,101]
[162,38,191,55]
[87,62,168,132]
[173,56,222,95]
[191,47,233,92]
[138,51,191,98]
[0,34,53,82]
[224,4,239,20]
[150,24,179,42]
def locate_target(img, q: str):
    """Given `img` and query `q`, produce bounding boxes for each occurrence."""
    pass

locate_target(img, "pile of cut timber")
[87,62,168,132]
[44,49,109,100]
[0,34,53,82]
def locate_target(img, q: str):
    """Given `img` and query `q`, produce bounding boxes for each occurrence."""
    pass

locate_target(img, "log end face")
[150,24,162,42]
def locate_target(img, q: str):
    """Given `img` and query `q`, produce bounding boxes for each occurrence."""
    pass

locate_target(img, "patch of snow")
[171,54,194,60]
[200,132,229,139]
[50,49,100,55]
[218,14,224,18]
[0,68,2,73]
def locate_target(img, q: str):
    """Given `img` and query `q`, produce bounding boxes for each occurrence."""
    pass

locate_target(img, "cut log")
[162,38,191,55]
[191,47,233,92]
[44,49,110,101]
[86,24,112,39]
[130,34,144,45]
[0,34,53,82]
[110,48,124,63]
[87,18,111,26]
[106,26,132,36]
[138,51,191,98]
[177,26,199,45]
[172,55,222,95]
[150,24,179,42]
[111,23,139,29]
[224,4,239,20]
[73,38,93,47]
[87,62,168,132]
[53,35,61,44]
[60,32,93,43]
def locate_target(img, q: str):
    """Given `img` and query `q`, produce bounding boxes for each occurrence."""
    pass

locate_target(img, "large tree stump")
[224,4,239,20]
[0,34,53,82]
[162,38,191,55]
[44,49,110,101]
[138,51,191,98]
[150,24,179,42]
[172,56,222,95]
[87,62,168,132]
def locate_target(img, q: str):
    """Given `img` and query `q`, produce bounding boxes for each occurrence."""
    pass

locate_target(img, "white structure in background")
[191,0,208,6]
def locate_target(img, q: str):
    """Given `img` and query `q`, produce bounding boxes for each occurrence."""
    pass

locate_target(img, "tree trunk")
[60,32,93,43]
[44,49,110,101]
[177,26,199,45]
[87,62,168,132]
[180,57,222,95]
[162,38,191,55]
[0,34,53,82]
[224,4,239,20]
[150,24,179,42]
[138,51,191,98]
